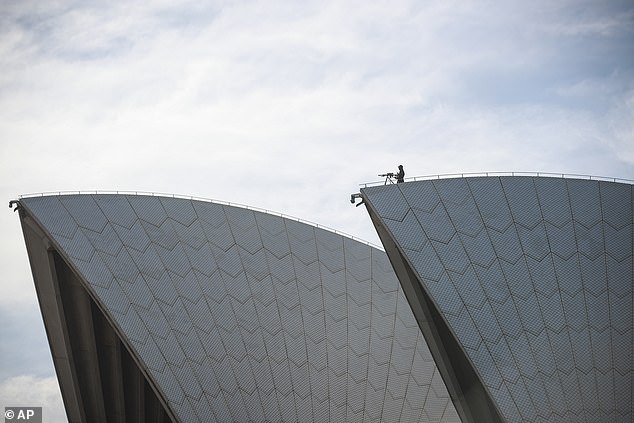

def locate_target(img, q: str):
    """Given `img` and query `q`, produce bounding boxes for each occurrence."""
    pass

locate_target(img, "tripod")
[378,173,395,185]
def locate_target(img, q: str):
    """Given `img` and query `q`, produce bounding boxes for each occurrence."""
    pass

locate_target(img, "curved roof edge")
[17,190,383,251]
[359,171,634,188]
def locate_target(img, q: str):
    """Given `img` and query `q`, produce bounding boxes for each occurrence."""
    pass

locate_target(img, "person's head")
[398,165,403,170]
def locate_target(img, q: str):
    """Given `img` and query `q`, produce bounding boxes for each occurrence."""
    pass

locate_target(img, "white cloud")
[0,0,632,416]
[0,375,66,423]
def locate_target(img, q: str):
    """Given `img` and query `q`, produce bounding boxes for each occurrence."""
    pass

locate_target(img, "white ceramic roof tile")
[158,297,193,335]
[198,270,226,304]
[92,279,131,315]
[567,179,602,227]
[500,177,542,228]
[294,257,321,291]
[516,224,550,261]
[286,220,317,262]
[460,228,496,268]
[348,325,370,357]
[98,246,140,283]
[321,267,346,300]
[137,300,170,339]
[22,194,458,422]
[364,184,409,221]
[145,271,179,305]
[59,195,109,233]
[233,299,260,334]
[468,302,502,344]
[213,245,245,279]
[171,397,198,423]
[384,210,428,252]
[315,228,344,271]
[197,328,225,365]
[170,220,207,250]
[431,235,469,274]
[552,253,583,295]
[226,209,263,255]
[610,293,633,338]
[413,206,455,244]
[56,227,95,262]
[171,361,203,400]
[111,307,148,344]
[534,177,572,227]
[424,273,464,316]
[487,224,524,263]
[72,252,114,289]
[406,244,445,282]
[576,369,599,411]
[506,334,537,378]
[449,267,487,309]
[159,197,196,226]
[155,244,191,278]
[259,389,281,422]
[223,388,248,422]
[390,342,415,375]
[128,243,165,279]
[199,219,235,251]
[544,221,577,259]
[349,300,371,333]
[575,223,604,260]
[601,181,632,229]
[473,262,511,303]
[93,195,138,228]
[568,328,594,373]
[120,273,153,309]
[82,224,121,256]
[494,297,524,340]
[362,176,633,423]
[300,286,324,319]
[332,342,351,377]
[347,353,367,384]
[151,365,184,405]
[169,271,202,302]
[221,271,251,305]
[344,239,371,281]
[141,219,179,250]
[467,178,513,232]
[364,386,385,420]
[131,335,166,372]
[125,195,167,226]
[614,370,631,415]
[605,224,633,262]
[174,329,207,365]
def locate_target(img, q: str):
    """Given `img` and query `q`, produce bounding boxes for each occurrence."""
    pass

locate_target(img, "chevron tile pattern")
[362,176,633,422]
[21,194,459,423]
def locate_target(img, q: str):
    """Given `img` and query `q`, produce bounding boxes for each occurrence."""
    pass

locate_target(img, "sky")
[1,0,633,421]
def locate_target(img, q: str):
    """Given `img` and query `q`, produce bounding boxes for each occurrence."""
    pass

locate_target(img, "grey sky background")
[1,0,633,421]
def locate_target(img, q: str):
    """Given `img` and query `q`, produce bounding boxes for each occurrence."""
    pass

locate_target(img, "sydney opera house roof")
[17,193,459,422]
[361,176,633,422]
[16,174,634,422]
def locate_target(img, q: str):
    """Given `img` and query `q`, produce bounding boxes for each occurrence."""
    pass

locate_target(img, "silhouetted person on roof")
[396,165,405,183]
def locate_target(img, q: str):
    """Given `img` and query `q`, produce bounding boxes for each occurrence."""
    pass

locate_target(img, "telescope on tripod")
[378,172,395,185]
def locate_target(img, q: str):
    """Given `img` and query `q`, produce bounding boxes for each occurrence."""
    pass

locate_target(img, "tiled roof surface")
[21,194,459,423]
[362,176,633,422]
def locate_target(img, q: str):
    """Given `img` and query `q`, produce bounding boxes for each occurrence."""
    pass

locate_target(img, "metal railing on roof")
[18,190,384,250]
[359,171,634,188]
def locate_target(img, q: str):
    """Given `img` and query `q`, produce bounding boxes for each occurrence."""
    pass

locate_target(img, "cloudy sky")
[1,0,633,420]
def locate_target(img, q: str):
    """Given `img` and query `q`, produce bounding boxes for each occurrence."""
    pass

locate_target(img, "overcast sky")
[1,0,633,421]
